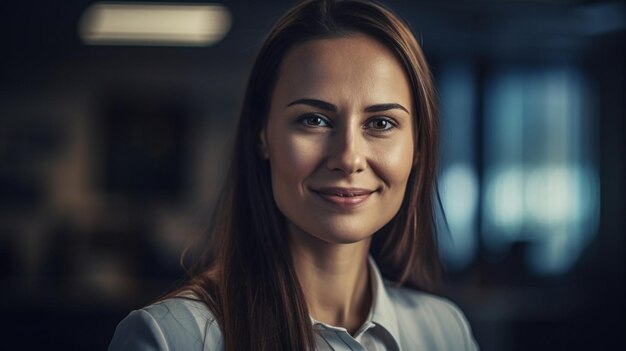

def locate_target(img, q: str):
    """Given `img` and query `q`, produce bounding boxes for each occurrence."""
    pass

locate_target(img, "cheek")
[268,132,323,192]
[374,139,414,224]
[373,135,414,189]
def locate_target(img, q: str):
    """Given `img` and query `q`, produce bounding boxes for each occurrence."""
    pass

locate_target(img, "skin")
[261,34,415,334]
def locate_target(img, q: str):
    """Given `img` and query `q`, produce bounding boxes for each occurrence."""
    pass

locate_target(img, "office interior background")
[0,0,624,349]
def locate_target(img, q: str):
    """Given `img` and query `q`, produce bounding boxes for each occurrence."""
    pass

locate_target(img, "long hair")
[166,1,442,350]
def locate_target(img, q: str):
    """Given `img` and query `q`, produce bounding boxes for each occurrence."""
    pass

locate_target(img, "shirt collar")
[367,255,402,349]
[308,257,402,350]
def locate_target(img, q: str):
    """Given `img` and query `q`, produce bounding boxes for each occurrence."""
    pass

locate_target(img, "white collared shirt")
[309,257,478,351]
[109,258,479,350]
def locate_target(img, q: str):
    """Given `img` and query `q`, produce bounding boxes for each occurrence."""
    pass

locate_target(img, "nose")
[325,126,367,174]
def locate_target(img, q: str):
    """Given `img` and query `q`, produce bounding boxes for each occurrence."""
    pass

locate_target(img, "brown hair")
[166,1,442,350]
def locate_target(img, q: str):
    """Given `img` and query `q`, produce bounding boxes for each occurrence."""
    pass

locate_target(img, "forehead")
[272,34,412,108]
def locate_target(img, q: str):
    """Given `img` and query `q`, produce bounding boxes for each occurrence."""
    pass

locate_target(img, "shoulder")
[108,294,223,351]
[385,284,479,350]
[386,283,466,321]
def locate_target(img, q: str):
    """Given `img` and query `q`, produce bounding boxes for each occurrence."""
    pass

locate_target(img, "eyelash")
[299,113,332,128]
[297,113,398,133]
[364,117,397,132]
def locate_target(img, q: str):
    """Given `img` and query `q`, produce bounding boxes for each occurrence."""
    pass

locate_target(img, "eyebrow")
[287,98,410,114]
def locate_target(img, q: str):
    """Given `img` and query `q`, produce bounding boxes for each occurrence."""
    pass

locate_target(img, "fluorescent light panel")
[80,2,231,46]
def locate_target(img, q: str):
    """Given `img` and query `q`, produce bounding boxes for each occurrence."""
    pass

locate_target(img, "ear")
[258,129,269,159]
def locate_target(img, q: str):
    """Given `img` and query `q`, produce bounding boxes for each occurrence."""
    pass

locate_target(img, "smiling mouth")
[311,187,376,209]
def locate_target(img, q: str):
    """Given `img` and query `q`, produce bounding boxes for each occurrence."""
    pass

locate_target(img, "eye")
[299,113,331,128]
[365,117,396,132]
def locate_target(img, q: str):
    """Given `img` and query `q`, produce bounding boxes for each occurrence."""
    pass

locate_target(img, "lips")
[311,187,376,209]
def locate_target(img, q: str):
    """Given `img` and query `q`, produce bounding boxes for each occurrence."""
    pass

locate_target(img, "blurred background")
[0,0,624,349]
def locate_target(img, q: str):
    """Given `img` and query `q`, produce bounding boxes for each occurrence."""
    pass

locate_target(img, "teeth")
[335,193,354,197]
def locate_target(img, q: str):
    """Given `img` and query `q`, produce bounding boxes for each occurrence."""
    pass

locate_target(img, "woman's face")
[263,34,414,244]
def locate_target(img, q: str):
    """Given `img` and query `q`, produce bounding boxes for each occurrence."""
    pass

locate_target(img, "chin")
[318,232,370,245]
[303,218,384,245]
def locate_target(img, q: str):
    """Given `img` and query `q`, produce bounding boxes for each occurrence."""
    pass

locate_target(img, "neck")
[289,222,372,335]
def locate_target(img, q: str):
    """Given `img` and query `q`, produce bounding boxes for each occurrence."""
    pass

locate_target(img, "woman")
[109,0,479,350]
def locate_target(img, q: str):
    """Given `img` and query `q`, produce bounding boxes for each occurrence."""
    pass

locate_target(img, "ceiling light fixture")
[79,2,231,46]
